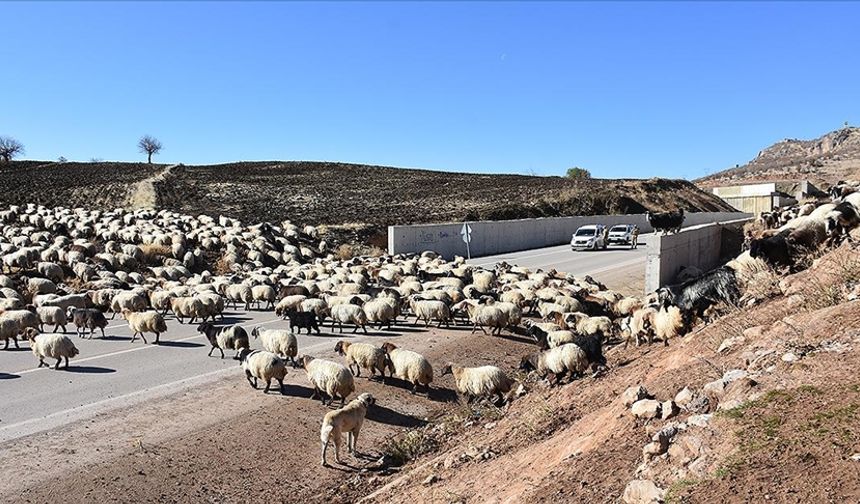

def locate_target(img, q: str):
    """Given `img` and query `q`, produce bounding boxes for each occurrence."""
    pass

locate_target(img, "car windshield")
[610,226,628,232]
[575,228,596,237]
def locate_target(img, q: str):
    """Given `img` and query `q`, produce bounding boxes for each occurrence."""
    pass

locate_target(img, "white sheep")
[0,316,23,349]
[362,298,397,329]
[381,342,433,395]
[564,313,614,339]
[197,292,225,321]
[613,297,643,318]
[410,298,451,328]
[334,341,387,380]
[36,306,68,333]
[27,330,79,369]
[519,343,589,385]
[330,303,368,334]
[301,355,355,406]
[441,363,514,404]
[251,284,276,310]
[1,309,40,333]
[251,326,298,367]
[239,349,288,394]
[110,291,148,319]
[225,284,253,310]
[320,393,375,466]
[169,296,206,324]
[653,306,686,346]
[275,294,308,319]
[122,309,168,344]
[628,306,658,347]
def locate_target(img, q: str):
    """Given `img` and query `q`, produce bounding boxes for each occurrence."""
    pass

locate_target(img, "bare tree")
[0,136,24,163]
[138,135,163,163]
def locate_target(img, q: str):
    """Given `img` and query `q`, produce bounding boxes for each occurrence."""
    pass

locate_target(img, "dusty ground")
[2,160,733,247]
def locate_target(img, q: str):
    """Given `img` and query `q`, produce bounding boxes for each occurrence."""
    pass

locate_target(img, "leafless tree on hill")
[0,136,24,163]
[138,135,163,163]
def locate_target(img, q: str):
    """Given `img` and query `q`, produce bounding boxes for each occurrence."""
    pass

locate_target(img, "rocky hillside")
[0,161,733,246]
[698,127,860,189]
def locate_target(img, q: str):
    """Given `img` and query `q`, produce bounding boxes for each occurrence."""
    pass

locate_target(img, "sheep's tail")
[69,344,80,358]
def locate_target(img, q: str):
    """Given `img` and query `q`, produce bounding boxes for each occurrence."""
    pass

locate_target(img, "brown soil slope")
[698,127,860,189]
[2,161,732,244]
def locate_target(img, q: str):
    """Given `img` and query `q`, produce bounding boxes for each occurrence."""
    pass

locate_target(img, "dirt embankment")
[2,160,733,247]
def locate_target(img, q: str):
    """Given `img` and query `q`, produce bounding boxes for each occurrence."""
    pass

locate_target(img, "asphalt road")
[0,310,389,443]
[468,234,653,279]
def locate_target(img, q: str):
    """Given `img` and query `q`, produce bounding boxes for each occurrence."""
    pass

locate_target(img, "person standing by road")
[631,225,640,249]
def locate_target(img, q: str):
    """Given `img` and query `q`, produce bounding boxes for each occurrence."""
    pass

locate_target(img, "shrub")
[566,167,591,179]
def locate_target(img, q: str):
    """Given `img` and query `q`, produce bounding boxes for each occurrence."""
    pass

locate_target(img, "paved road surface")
[469,234,653,279]
[0,310,386,443]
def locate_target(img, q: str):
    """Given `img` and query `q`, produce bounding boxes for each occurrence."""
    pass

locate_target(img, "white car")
[607,224,636,248]
[571,225,607,251]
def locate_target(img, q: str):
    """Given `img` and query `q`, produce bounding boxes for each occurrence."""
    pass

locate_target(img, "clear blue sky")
[4,2,859,179]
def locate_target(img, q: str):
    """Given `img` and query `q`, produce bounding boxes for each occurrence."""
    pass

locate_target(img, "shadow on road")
[100,335,133,342]
[158,340,205,348]
[366,404,427,428]
[66,365,117,374]
[0,372,21,380]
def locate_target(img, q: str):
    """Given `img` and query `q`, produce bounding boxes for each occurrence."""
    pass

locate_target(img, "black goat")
[286,309,321,335]
[646,209,685,235]
[571,333,607,369]
[70,308,108,339]
[657,265,740,320]
[749,233,793,269]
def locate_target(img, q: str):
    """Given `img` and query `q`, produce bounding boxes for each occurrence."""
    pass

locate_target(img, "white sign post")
[460,222,473,259]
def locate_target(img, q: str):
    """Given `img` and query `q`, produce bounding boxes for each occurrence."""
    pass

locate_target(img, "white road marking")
[12,316,283,375]
[0,337,341,441]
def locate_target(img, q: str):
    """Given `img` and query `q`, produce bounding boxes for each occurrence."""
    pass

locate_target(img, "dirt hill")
[1,160,733,246]
[697,127,860,189]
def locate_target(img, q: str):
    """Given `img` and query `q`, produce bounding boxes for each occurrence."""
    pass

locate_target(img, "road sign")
[460,223,473,259]
[460,223,472,243]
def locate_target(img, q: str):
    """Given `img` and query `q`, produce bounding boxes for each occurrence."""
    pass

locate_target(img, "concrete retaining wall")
[644,217,751,294]
[388,212,750,259]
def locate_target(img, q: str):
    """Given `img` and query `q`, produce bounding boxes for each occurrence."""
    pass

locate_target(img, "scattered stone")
[717,399,744,411]
[786,294,805,310]
[687,414,713,428]
[743,325,765,339]
[722,369,748,384]
[682,435,704,457]
[623,385,652,407]
[674,387,694,407]
[514,383,527,397]
[718,336,746,353]
[850,453,860,462]
[660,400,679,420]
[423,474,438,485]
[702,378,727,399]
[484,422,497,430]
[642,441,665,460]
[782,352,799,363]
[631,399,662,419]
[686,395,710,413]
[667,442,690,462]
[623,479,665,504]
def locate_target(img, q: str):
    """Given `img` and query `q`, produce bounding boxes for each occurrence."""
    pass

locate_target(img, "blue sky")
[4,2,858,179]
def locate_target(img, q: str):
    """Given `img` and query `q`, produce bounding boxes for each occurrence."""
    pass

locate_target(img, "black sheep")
[286,309,321,335]
[70,308,108,339]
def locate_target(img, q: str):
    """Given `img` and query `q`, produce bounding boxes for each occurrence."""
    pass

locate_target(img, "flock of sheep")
[1,183,852,467]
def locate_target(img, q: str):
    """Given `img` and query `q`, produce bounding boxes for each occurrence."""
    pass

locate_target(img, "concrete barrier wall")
[388,212,751,259]
[644,217,751,294]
